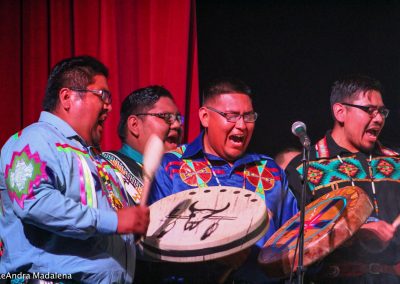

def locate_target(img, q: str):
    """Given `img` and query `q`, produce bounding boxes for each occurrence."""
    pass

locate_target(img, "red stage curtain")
[0,0,200,150]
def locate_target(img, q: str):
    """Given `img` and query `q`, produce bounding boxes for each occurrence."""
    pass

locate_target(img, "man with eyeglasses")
[102,86,182,204]
[147,78,298,283]
[0,56,150,283]
[117,85,182,154]
[101,85,182,283]
[286,75,400,283]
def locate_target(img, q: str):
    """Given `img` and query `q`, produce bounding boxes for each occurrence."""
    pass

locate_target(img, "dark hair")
[43,55,109,111]
[118,85,174,141]
[330,74,383,107]
[202,77,253,105]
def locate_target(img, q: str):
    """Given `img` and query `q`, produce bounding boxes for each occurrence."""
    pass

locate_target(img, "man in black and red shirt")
[286,75,400,283]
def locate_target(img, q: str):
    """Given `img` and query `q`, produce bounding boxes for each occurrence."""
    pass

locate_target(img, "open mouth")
[229,134,245,144]
[98,119,105,126]
[365,128,380,139]
[165,135,178,145]
[97,114,108,127]
[164,131,180,149]
[164,129,180,147]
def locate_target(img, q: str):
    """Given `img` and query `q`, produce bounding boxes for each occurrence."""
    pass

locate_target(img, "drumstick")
[392,214,400,230]
[140,134,164,205]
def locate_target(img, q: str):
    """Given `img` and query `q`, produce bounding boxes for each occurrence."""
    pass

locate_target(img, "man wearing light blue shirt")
[0,56,149,283]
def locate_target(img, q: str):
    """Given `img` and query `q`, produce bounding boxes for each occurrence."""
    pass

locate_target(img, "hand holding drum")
[356,214,400,253]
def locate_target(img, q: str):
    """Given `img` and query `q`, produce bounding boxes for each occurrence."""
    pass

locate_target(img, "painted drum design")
[258,186,373,277]
[140,186,269,262]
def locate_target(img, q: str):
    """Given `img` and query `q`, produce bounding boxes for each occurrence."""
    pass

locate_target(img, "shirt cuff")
[97,210,118,234]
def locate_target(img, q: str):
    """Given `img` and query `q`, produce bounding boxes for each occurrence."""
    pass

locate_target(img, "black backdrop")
[197,0,400,157]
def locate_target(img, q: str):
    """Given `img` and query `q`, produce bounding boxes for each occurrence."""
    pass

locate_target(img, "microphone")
[291,121,311,282]
[291,121,311,149]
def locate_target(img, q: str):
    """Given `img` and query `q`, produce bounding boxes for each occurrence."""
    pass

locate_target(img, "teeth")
[230,135,244,142]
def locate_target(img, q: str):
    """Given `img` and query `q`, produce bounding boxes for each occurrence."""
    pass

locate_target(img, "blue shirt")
[149,132,298,283]
[0,112,136,283]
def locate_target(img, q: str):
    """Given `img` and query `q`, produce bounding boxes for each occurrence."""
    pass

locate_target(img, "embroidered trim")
[79,154,97,208]
[315,136,329,158]
[297,156,400,193]
[56,143,89,157]
[169,145,187,158]
[179,160,212,187]
[56,143,97,208]
[11,131,23,141]
[5,145,48,209]
[244,161,275,199]
[97,161,129,210]
[102,151,143,204]
[297,156,366,192]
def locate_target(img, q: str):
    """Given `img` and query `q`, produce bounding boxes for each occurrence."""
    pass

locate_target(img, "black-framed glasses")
[134,113,183,125]
[206,106,258,123]
[341,102,390,119]
[70,88,112,104]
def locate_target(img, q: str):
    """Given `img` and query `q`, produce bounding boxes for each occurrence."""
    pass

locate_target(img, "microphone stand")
[297,142,310,284]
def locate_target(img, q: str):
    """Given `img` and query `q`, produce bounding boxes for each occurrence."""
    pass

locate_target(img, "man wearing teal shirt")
[102,85,182,283]
[103,85,182,206]
[118,85,182,156]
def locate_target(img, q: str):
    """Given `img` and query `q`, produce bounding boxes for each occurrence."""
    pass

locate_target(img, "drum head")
[140,186,269,262]
[258,186,373,277]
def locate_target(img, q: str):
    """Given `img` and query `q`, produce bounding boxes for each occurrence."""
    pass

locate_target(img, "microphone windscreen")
[291,121,307,137]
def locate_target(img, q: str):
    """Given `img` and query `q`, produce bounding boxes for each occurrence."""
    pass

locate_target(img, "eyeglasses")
[206,106,258,123]
[134,113,183,125]
[341,102,390,119]
[70,88,112,104]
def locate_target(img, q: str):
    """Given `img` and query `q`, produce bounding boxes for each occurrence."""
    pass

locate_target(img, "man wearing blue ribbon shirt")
[0,56,149,283]
[148,78,298,283]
